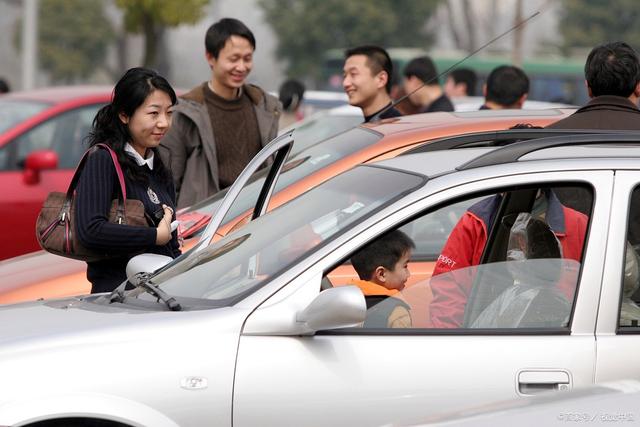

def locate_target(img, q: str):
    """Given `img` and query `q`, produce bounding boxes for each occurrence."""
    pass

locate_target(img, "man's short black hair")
[344,45,394,94]
[351,230,415,281]
[485,65,529,107]
[205,18,256,59]
[449,68,477,96]
[404,56,438,86]
[584,41,640,97]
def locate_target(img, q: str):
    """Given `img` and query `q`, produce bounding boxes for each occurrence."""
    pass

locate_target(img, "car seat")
[469,213,571,328]
[620,242,640,327]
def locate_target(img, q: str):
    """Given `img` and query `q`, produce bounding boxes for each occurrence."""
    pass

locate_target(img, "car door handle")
[517,370,571,395]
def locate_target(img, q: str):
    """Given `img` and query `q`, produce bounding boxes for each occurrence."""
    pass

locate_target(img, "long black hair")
[87,67,177,186]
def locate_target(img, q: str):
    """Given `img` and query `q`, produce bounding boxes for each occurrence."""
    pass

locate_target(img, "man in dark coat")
[547,42,640,237]
[479,65,529,110]
[547,41,640,130]
[343,45,402,122]
[403,56,454,113]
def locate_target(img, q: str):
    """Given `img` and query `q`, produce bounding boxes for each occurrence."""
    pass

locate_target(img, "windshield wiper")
[109,272,182,311]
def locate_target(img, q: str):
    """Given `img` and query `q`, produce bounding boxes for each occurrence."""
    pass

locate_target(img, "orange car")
[0,109,575,304]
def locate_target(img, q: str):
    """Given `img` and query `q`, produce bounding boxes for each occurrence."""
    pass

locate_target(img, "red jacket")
[430,193,588,328]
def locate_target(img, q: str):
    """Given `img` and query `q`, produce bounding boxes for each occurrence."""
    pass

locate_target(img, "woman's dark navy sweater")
[75,148,181,293]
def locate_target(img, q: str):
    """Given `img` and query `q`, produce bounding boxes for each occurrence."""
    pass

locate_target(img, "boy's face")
[343,54,384,108]
[207,35,254,91]
[377,250,411,291]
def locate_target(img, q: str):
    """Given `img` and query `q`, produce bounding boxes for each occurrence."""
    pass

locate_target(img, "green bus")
[320,48,587,105]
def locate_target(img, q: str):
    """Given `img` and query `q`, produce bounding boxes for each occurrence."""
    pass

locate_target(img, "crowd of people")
[31,12,640,306]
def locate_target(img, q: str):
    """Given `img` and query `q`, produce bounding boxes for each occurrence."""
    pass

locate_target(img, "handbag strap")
[61,143,129,223]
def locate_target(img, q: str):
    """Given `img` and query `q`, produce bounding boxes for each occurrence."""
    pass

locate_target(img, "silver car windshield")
[154,166,425,303]
[0,100,50,133]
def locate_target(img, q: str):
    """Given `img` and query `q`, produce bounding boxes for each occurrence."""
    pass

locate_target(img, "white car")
[1,131,640,426]
[452,95,576,111]
[411,380,640,426]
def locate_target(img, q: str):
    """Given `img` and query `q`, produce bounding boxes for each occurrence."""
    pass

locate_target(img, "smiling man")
[343,45,402,123]
[161,18,281,208]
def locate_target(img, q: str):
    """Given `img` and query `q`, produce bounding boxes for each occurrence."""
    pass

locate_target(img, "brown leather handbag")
[36,143,147,262]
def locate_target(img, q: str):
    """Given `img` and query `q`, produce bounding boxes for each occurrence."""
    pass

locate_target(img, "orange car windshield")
[180,127,382,236]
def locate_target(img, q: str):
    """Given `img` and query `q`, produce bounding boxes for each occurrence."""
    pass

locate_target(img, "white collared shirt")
[124,143,154,170]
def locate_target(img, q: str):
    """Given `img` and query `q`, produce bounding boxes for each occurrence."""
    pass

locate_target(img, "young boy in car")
[350,229,415,328]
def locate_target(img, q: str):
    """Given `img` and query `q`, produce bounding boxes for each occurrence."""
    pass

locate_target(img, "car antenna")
[369,10,541,122]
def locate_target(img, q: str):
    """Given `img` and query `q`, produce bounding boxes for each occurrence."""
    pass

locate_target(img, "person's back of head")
[351,229,415,282]
[205,17,256,59]
[344,45,394,94]
[0,78,9,94]
[403,56,438,86]
[446,68,477,96]
[484,65,529,108]
[279,79,305,112]
[585,41,640,98]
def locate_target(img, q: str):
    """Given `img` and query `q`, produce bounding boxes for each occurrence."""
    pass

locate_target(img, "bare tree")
[512,0,524,66]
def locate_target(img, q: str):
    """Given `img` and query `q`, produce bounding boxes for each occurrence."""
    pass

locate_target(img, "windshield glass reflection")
[178,127,382,238]
[153,166,424,304]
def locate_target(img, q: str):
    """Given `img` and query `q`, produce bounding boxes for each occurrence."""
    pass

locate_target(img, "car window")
[326,184,592,331]
[1,104,103,171]
[619,186,640,329]
[0,99,49,134]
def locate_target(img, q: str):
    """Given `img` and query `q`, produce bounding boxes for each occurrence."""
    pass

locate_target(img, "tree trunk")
[461,0,476,53]
[512,0,524,67]
[142,10,156,68]
[445,0,463,50]
[154,29,171,78]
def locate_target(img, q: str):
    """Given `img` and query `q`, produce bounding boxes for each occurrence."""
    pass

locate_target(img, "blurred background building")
[0,0,635,104]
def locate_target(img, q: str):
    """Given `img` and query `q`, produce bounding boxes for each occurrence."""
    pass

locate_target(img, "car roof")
[361,108,575,139]
[374,131,640,177]
[2,85,114,104]
[452,95,576,111]
[325,104,362,115]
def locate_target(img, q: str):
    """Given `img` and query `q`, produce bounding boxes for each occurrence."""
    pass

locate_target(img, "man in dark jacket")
[547,41,640,220]
[479,65,529,110]
[403,56,454,113]
[343,45,402,122]
[160,18,281,209]
[547,41,640,130]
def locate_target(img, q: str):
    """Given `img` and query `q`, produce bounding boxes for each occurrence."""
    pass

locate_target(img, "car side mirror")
[297,285,366,332]
[23,149,58,185]
[126,253,173,280]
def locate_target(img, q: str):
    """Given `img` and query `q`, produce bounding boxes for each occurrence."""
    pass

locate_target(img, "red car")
[0,86,112,260]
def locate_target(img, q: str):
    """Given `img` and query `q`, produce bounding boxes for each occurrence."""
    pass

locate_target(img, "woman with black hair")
[278,79,305,129]
[76,67,181,293]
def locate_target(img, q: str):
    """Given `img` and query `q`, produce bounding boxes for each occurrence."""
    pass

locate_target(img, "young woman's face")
[120,89,173,156]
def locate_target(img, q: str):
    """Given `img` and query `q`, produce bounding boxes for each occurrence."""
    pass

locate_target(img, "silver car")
[1,132,640,426]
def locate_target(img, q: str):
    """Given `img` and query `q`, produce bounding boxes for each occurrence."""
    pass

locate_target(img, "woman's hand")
[155,205,173,245]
